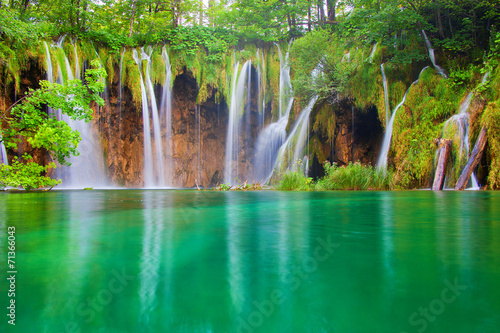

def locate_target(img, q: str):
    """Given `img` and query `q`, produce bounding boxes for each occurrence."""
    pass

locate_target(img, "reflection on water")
[0,190,499,332]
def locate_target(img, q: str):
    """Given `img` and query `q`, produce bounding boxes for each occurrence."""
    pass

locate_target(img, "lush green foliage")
[316,162,394,190]
[277,171,314,191]
[0,60,106,190]
[0,156,60,190]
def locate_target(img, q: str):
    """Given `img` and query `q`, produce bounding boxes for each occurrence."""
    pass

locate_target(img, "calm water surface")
[0,190,499,332]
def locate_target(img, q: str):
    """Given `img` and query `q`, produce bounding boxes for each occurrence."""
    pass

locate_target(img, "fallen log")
[432,139,452,190]
[455,126,488,190]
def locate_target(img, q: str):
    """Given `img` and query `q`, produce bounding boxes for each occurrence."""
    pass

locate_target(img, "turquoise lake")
[0,190,499,332]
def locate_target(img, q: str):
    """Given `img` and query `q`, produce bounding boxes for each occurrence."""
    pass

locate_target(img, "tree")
[0,59,106,190]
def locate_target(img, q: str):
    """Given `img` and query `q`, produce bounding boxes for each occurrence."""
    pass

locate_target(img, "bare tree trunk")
[436,2,444,38]
[308,3,312,31]
[318,0,325,23]
[129,0,137,38]
[432,139,451,190]
[455,127,488,190]
[327,0,335,22]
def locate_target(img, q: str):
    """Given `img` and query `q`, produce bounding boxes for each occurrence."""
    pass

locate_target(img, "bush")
[315,162,394,190]
[277,171,314,191]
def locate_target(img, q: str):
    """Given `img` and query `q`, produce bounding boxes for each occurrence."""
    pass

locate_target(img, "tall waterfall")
[160,46,174,186]
[440,72,489,189]
[72,39,80,80]
[224,60,252,184]
[0,135,7,165]
[422,30,447,78]
[253,44,294,182]
[49,37,108,188]
[377,67,429,171]
[381,64,390,127]
[133,48,166,188]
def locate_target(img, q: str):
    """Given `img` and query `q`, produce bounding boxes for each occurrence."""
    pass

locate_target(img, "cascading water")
[224,60,252,184]
[142,47,166,187]
[72,39,80,80]
[271,96,319,179]
[160,46,174,186]
[119,48,125,117]
[133,48,167,188]
[253,44,294,182]
[50,37,108,188]
[368,43,378,63]
[377,67,429,171]
[381,63,390,127]
[0,136,7,165]
[440,72,489,189]
[422,30,447,78]
[43,42,56,118]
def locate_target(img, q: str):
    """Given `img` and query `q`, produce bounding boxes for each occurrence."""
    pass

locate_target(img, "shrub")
[315,161,394,190]
[277,171,314,191]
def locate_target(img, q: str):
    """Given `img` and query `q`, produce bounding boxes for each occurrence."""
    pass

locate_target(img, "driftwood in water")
[455,126,488,191]
[432,139,452,190]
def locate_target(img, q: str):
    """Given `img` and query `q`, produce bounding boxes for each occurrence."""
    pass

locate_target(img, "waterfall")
[44,42,53,84]
[72,39,80,80]
[43,42,56,118]
[253,44,294,182]
[160,46,173,186]
[133,49,153,186]
[271,96,319,179]
[381,64,390,127]
[0,135,7,165]
[196,105,202,185]
[440,72,489,189]
[51,37,108,188]
[224,60,252,185]
[422,30,447,78]
[368,43,378,63]
[119,48,125,117]
[142,47,166,187]
[377,67,429,171]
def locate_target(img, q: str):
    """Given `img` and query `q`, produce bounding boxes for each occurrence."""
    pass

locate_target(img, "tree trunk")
[129,0,137,38]
[327,0,335,22]
[455,126,488,190]
[308,3,311,31]
[436,1,444,39]
[432,139,451,190]
[318,0,325,23]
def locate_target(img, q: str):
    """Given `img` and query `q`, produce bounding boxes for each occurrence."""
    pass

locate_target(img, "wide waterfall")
[377,67,429,171]
[224,60,252,185]
[48,37,108,188]
[253,44,294,182]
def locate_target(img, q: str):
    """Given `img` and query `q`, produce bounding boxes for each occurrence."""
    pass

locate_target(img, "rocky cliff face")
[3,60,383,188]
[171,71,228,188]
[309,99,384,179]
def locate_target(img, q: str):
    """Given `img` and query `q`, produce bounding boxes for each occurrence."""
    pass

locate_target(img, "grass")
[277,162,394,191]
[277,171,314,191]
[316,162,394,190]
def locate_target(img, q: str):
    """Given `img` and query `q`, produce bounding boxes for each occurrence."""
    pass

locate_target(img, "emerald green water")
[1,190,499,332]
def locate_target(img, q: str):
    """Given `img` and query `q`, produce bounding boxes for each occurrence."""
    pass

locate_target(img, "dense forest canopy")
[1,0,499,48]
[2,0,500,102]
